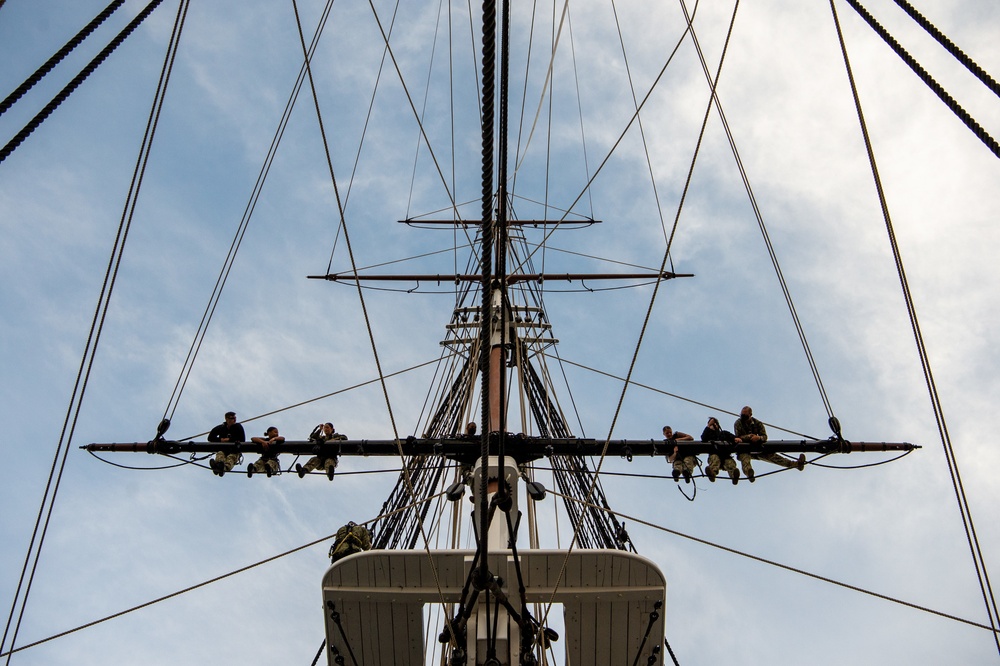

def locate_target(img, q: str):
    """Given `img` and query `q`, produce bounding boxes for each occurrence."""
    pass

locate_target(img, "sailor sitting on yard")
[208,411,245,477]
[664,425,696,483]
[733,405,805,483]
[701,416,742,485]
[248,426,284,478]
[296,422,347,480]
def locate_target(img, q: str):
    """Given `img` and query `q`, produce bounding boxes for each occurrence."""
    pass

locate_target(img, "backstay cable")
[829,0,1000,654]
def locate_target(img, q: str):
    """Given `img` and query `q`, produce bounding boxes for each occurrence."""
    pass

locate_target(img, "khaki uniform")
[734,415,800,473]
[213,451,241,473]
[300,432,347,478]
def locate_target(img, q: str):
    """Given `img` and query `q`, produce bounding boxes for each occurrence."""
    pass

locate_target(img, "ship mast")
[81,2,923,664]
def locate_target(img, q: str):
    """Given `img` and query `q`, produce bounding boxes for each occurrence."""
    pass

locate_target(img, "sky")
[1,0,999,664]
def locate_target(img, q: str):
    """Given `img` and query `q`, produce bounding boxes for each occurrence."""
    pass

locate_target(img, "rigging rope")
[534,0,715,639]
[0,494,443,660]
[830,0,1000,654]
[0,0,165,165]
[309,639,326,666]
[1,2,190,661]
[542,352,818,439]
[405,0,445,222]
[843,0,1000,159]
[548,488,1000,636]
[296,0,459,647]
[0,0,125,117]
[160,0,336,423]
[509,0,569,180]
[476,0,497,592]
[505,0,696,277]
[684,0,839,421]
[610,0,673,252]
[663,637,682,666]
[564,7,597,219]
[172,354,453,441]
[364,0,462,220]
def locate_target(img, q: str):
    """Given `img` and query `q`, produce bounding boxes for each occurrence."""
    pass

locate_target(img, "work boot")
[744,465,755,483]
[296,463,307,479]
[209,459,221,476]
[730,468,739,485]
[672,467,681,482]
[706,466,717,482]
[247,464,254,478]
[326,465,336,481]
[682,469,692,484]
[797,454,806,471]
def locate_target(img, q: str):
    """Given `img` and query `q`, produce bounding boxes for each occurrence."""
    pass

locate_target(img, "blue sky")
[1,0,999,664]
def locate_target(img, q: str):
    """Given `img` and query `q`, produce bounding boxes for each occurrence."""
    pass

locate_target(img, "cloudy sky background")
[1,0,999,664]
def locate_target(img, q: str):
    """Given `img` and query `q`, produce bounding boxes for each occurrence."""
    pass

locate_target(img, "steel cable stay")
[446,5,465,313]
[829,0,1000,654]
[508,0,539,199]
[324,243,479,276]
[414,347,469,441]
[527,3,737,655]
[843,0,1000,159]
[564,6,597,220]
[0,493,446,661]
[292,0,464,647]
[548,488,1000,636]
[476,6,704,556]
[0,0,166,165]
[447,0,460,301]
[404,0,449,223]
[161,0,337,424]
[506,0,699,278]
[475,0,498,627]
[420,478,464,665]
[512,0,590,315]
[325,0,400,276]
[0,3,191,661]
[0,0,125,117]
[889,0,1000,100]
[384,259,479,550]
[508,0,569,183]
[682,0,841,423]
[609,0,673,252]
[497,214,638,561]
[363,0,463,223]
[508,191,598,222]
[504,226,630,557]
[523,239,676,273]
[31,1,969,663]
[541,352,820,440]
[309,639,327,666]
[167,354,452,442]
[353,0,484,302]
